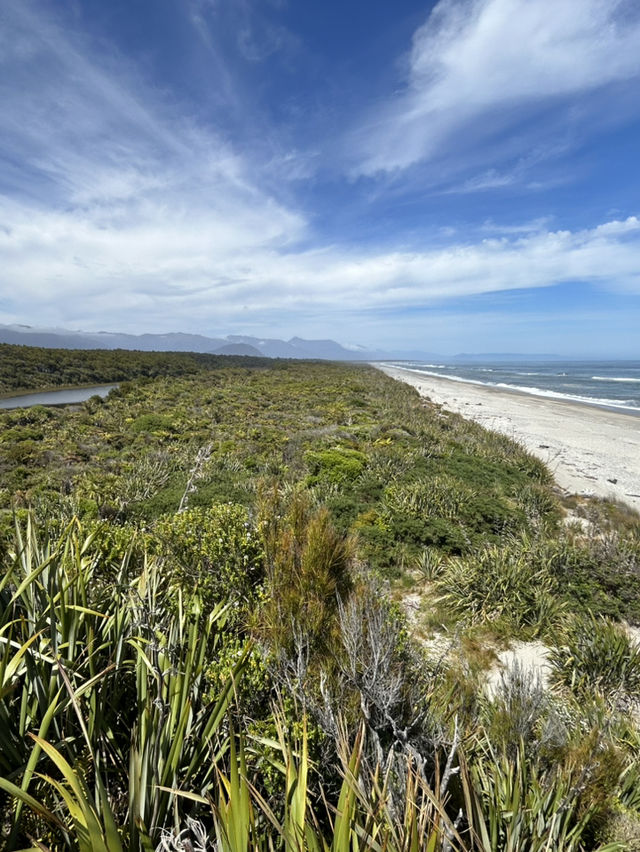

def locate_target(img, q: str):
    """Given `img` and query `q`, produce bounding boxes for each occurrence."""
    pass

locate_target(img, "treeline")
[0,342,274,394]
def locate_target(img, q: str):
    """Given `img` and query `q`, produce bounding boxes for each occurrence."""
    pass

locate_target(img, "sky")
[1,0,640,356]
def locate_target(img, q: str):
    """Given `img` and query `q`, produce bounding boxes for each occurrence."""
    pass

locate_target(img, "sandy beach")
[378,364,640,513]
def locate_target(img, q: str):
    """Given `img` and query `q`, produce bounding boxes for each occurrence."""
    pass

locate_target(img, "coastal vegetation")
[0,342,271,395]
[1,349,639,849]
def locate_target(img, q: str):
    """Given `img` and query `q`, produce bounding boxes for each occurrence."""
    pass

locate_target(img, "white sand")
[486,641,552,696]
[377,365,640,513]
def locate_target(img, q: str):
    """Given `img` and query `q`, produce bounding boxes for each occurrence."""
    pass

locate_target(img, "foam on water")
[385,360,640,413]
[592,376,640,383]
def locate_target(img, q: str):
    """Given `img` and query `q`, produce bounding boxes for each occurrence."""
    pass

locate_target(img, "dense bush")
[436,535,564,635]
[1,353,639,849]
[0,341,272,394]
[305,446,367,485]
[154,503,264,608]
[0,360,562,580]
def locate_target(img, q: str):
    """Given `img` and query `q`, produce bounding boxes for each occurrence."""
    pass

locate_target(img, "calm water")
[385,360,640,414]
[0,384,118,410]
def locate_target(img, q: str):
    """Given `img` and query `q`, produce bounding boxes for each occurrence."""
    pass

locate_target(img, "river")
[0,384,118,410]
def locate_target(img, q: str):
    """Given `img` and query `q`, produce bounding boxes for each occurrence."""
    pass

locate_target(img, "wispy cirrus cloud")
[1,0,640,349]
[0,0,306,330]
[189,0,299,66]
[353,0,640,178]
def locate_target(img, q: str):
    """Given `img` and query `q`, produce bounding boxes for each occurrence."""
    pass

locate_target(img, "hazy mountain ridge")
[0,324,565,362]
[212,343,264,357]
[0,324,393,361]
[0,325,227,353]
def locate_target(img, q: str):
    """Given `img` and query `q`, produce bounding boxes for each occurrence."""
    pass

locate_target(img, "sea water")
[385,360,640,414]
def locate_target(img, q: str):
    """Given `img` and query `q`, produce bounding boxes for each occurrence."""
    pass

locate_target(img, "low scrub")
[436,535,563,635]
[2,356,638,849]
[550,615,640,701]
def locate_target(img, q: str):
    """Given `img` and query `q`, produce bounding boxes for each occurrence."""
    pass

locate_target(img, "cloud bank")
[2,187,640,332]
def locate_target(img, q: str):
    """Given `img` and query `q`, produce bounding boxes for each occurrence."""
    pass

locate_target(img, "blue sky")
[1,0,640,355]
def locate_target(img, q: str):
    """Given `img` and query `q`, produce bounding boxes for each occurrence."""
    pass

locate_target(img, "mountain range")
[0,324,437,361]
[0,324,566,362]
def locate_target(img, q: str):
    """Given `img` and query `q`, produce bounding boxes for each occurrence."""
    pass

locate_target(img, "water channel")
[0,385,118,410]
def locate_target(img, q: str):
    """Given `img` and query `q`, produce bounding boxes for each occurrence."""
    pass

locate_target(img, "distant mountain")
[0,324,393,361]
[226,334,392,361]
[0,325,227,353]
[226,335,303,358]
[212,342,263,357]
[0,325,576,363]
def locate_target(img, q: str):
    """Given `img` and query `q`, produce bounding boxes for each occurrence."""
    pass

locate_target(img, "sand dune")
[378,365,640,513]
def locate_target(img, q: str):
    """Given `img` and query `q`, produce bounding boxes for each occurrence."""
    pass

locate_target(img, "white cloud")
[444,169,517,193]
[0,0,306,330]
[356,0,640,175]
[1,1,640,341]
[480,217,552,234]
[3,192,640,332]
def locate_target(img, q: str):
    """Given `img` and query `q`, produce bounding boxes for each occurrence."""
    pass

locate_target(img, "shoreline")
[377,364,640,513]
[379,364,640,418]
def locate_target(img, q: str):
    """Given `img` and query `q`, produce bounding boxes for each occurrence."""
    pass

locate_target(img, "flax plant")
[462,739,626,852]
[0,516,243,850]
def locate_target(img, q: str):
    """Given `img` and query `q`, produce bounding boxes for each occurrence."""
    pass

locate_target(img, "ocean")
[385,360,640,414]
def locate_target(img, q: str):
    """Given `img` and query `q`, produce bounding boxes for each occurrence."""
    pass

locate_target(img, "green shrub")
[305,446,367,485]
[0,425,44,443]
[550,616,640,699]
[546,534,640,625]
[129,412,176,434]
[437,536,563,634]
[154,503,264,607]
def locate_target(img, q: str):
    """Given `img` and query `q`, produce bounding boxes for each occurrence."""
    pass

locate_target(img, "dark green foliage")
[129,412,177,434]
[547,531,640,624]
[438,529,640,634]
[436,535,564,635]
[0,341,273,394]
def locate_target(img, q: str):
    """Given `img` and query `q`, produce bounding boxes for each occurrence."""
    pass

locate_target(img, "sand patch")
[486,641,551,696]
